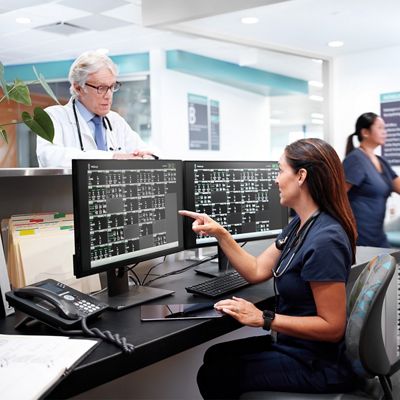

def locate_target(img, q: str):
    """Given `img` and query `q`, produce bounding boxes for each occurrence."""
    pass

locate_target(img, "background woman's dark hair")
[345,112,379,156]
[285,138,357,262]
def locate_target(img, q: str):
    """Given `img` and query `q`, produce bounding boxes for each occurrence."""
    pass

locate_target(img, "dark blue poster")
[188,94,209,150]
[380,92,400,166]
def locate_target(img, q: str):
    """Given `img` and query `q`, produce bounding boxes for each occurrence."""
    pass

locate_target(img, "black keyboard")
[185,271,250,298]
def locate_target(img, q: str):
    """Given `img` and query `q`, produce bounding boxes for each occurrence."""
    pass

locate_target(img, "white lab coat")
[36,97,152,168]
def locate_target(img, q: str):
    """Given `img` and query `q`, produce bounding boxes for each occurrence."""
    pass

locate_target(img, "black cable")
[142,256,168,285]
[80,318,135,354]
[125,263,141,285]
[144,254,218,286]
[128,273,140,286]
[126,263,139,273]
[129,270,141,285]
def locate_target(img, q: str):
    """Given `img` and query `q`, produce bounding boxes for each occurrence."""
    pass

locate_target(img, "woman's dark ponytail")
[345,132,358,156]
[345,112,379,156]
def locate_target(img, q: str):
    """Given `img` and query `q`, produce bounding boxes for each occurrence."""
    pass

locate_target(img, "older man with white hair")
[37,50,156,167]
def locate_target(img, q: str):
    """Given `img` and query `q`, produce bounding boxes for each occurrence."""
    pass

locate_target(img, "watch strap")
[262,310,275,331]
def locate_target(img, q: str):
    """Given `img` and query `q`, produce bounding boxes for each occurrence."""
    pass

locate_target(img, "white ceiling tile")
[0,0,53,12]
[69,14,131,31]
[59,0,128,13]
[0,2,90,30]
[102,3,142,25]
[1,0,400,85]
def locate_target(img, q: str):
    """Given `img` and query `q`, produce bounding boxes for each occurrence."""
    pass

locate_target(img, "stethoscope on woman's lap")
[72,98,113,151]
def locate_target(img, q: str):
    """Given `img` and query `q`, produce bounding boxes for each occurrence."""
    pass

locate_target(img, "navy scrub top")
[273,212,353,380]
[343,148,397,247]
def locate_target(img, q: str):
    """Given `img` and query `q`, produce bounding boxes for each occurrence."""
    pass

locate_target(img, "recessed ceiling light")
[311,113,324,119]
[311,119,324,125]
[16,17,31,24]
[328,40,344,48]
[309,95,324,102]
[241,17,259,24]
[312,59,323,64]
[269,118,281,124]
[96,48,109,54]
[308,80,324,88]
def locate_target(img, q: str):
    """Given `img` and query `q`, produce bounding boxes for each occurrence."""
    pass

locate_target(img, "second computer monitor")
[184,160,289,276]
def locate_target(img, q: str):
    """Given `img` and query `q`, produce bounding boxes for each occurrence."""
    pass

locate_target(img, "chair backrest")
[345,253,396,378]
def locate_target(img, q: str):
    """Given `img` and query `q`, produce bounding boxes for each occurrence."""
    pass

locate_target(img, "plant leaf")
[33,66,60,105]
[0,62,9,98]
[21,107,54,143]
[0,126,8,143]
[9,79,31,105]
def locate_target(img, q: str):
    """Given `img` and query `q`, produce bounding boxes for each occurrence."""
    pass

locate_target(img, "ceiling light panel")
[15,17,31,24]
[241,16,259,24]
[328,40,344,48]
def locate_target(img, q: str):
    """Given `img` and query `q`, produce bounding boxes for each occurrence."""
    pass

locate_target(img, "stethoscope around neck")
[72,98,113,151]
[272,211,320,278]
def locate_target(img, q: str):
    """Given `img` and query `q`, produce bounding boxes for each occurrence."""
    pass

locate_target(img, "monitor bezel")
[183,160,289,250]
[72,159,184,279]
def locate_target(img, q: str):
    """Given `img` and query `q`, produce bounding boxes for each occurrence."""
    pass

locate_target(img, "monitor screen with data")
[72,159,184,308]
[73,159,183,276]
[183,160,288,249]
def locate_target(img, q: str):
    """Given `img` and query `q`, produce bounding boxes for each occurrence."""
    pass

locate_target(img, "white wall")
[150,51,271,161]
[332,44,400,219]
[332,44,400,158]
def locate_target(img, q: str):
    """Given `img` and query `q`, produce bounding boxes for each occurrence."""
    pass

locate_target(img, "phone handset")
[13,286,80,320]
[6,279,135,354]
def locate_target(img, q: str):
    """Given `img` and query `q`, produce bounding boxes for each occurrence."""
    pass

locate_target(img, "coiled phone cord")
[81,318,135,354]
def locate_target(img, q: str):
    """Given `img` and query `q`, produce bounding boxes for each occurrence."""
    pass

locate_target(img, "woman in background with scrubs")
[180,138,358,399]
[343,112,400,247]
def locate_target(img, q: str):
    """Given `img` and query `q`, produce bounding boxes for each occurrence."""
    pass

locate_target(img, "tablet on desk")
[140,303,224,321]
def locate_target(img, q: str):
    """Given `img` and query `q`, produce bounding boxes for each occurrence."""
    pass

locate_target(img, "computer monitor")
[183,160,289,277]
[72,159,184,309]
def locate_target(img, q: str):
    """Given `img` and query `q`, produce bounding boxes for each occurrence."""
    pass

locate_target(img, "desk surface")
[0,241,397,398]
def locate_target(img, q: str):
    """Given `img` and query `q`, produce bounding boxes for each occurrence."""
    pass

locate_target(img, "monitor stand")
[94,268,174,310]
[185,248,209,261]
[194,246,233,278]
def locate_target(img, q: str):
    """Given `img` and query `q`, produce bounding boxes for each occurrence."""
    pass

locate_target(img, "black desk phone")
[6,279,109,329]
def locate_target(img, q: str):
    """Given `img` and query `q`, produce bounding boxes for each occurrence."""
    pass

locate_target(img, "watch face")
[262,310,275,331]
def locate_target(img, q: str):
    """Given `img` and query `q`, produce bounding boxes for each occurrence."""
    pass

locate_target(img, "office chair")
[240,253,400,400]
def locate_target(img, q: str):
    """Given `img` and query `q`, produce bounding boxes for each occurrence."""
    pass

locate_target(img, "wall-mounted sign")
[380,92,400,166]
[210,100,220,151]
[188,94,209,150]
[188,94,220,151]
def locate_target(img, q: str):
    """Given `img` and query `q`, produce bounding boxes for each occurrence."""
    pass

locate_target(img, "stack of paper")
[0,334,98,399]
[6,212,100,293]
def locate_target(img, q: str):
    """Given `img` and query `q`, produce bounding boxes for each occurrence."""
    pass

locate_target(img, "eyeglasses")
[85,81,122,95]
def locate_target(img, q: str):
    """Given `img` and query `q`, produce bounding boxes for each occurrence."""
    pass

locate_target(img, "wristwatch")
[262,310,275,331]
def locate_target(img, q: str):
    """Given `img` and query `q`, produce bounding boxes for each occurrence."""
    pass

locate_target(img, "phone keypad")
[74,299,102,315]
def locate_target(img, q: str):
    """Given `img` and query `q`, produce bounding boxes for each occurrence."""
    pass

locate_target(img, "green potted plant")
[0,61,59,144]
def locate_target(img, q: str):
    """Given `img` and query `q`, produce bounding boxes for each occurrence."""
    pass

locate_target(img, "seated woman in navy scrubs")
[343,112,400,248]
[180,138,358,399]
